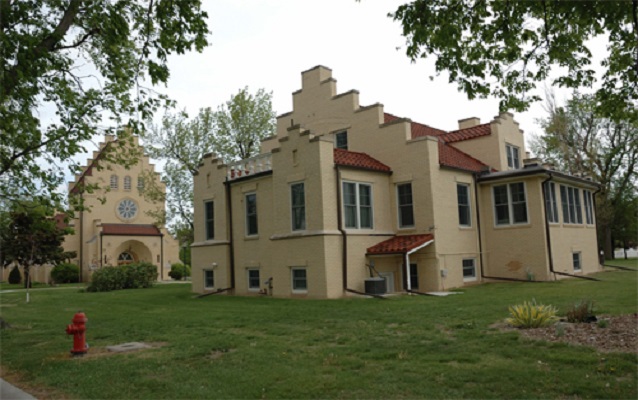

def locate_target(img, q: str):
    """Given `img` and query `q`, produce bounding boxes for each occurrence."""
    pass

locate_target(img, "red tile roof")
[334,148,392,173]
[384,113,447,137]
[439,123,492,143]
[101,224,162,236]
[438,141,490,173]
[366,234,434,255]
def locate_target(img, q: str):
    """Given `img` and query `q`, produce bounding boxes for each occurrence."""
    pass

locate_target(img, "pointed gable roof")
[334,148,392,173]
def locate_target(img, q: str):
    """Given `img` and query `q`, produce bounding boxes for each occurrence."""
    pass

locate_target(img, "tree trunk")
[602,224,613,261]
[23,265,32,289]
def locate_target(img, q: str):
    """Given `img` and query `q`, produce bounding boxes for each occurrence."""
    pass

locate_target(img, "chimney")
[458,117,481,130]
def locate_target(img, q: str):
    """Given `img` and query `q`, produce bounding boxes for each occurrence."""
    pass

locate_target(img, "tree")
[391,1,637,120]
[0,201,75,287]
[0,0,210,208]
[530,92,638,258]
[141,87,275,238]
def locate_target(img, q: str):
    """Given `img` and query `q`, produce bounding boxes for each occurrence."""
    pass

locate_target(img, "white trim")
[405,240,434,292]
[291,267,308,293]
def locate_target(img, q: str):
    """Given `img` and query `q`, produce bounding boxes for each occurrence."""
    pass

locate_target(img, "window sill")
[463,277,478,283]
[244,235,260,241]
[493,223,531,229]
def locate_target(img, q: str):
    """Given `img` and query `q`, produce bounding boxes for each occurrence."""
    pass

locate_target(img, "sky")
[161,0,557,140]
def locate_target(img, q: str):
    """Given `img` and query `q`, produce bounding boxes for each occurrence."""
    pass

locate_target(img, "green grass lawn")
[1,267,636,399]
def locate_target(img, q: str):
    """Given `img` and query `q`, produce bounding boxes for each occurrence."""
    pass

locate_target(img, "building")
[191,66,600,299]
[60,134,180,282]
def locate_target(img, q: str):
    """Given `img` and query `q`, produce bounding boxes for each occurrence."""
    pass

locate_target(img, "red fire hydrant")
[66,312,88,356]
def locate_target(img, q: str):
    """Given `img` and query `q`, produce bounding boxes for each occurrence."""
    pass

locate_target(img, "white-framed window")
[110,174,118,190]
[409,263,419,289]
[335,131,348,150]
[544,182,559,223]
[291,268,307,292]
[123,176,132,191]
[397,183,414,228]
[245,193,258,236]
[572,252,582,272]
[457,183,471,227]
[493,182,528,225]
[343,182,373,229]
[205,200,214,240]
[583,190,594,225]
[560,185,583,224]
[290,182,306,231]
[247,269,260,291]
[463,258,477,281]
[204,270,215,289]
[506,144,520,169]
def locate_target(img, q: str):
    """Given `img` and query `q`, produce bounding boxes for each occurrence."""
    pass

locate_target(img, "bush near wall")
[168,263,191,281]
[87,262,158,292]
[8,266,21,284]
[50,263,80,283]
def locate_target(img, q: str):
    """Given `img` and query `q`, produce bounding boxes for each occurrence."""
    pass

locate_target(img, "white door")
[379,272,395,293]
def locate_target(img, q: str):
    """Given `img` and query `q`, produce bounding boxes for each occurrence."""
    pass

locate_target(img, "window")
[110,174,118,189]
[204,270,215,289]
[463,259,477,281]
[560,185,583,224]
[572,252,582,272]
[245,193,258,235]
[117,252,134,265]
[335,131,348,150]
[493,182,528,225]
[291,183,306,231]
[343,182,373,229]
[137,177,145,190]
[544,182,559,223]
[584,190,594,225]
[506,144,520,169]
[205,201,214,240]
[124,176,131,191]
[248,269,260,290]
[457,183,471,227]
[409,263,419,289]
[291,268,307,292]
[397,183,414,228]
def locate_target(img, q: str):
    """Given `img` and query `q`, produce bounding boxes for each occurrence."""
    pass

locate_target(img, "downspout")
[225,178,235,289]
[100,232,103,269]
[160,234,164,281]
[79,192,84,282]
[336,166,348,291]
[543,174,600,282]
[476,174,538,283]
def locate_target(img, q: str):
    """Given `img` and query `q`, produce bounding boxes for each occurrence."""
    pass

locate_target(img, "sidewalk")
[0,379,36,400]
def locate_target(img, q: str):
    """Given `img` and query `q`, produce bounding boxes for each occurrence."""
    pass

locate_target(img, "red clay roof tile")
[438,141,489,173]
[334,148,392,173]
[366,234,434,255]
[439,123,492,143]
[101,223,162,236]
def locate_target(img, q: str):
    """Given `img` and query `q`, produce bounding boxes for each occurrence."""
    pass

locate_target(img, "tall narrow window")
[248,269,260,290]
[123,176,132,191]
[584,190,594,225]
[205,201,215,240]
[506,144,520,169]
[544,182,559,223]
[561,185,583,224]
[335,131,348,150]
[397,183,414,228]
[409,263,419,289]
[137,177,145,190]
[493,182,527,225]
[204,270,215,289]
[343,182,373,229]
[457,183,471,227]
[572,252,582,272]
[291,182,306,231]
[463,259,477,281]
[110,175,118,190]
[291,268,307,292]
[245,193,258,236]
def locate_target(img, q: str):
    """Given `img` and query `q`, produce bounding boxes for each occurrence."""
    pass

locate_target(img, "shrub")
[506,300,558,329]
[8,265,21,284]
[87,262,158,292]
[168,263,190,281]
[51,263,80,283]
[566,299,596,323]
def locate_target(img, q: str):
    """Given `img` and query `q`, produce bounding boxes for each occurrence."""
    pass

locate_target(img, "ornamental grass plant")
[506,299,559,328]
